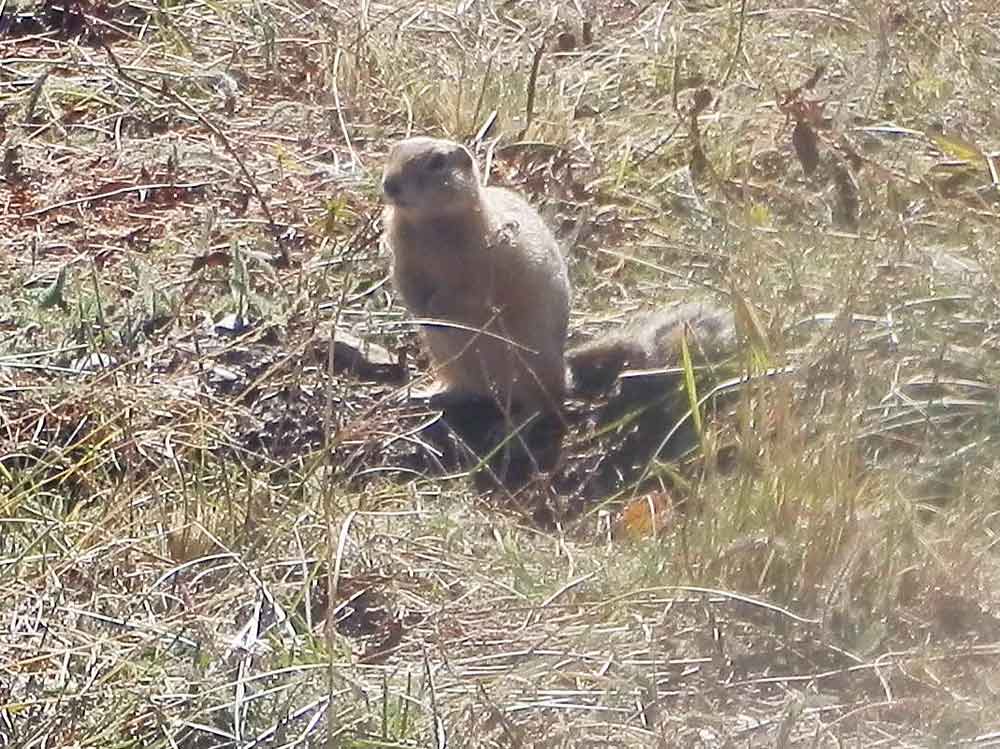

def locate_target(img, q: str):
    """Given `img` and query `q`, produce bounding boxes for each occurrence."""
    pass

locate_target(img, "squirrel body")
[382,137,739,417]
[382,137,571,416]
[379,139,744,489]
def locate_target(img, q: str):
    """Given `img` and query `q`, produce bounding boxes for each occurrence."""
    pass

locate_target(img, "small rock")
[210,365,241,383]
[311,328,407,384]
[214,313,253,337]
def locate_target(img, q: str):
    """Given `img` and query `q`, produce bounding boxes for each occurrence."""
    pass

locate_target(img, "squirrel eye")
[428,153,446,171]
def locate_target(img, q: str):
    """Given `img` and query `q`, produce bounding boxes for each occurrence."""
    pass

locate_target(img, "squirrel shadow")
[364,302,745,520]
[411,355,739,518]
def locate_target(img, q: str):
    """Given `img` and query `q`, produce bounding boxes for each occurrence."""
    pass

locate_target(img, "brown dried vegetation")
[2,0,1000,746]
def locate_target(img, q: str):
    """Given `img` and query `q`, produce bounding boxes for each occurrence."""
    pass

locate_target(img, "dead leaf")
[732,295,771,360]
[690,141,708,180]
[37,265,69,311]
[691,88,713,117]
[189,250,232,274]
[359,619,404,664]
[613,492,673,540]
[792,120,820,176]
[556,31,576,51]
[833,163,860,231]
[929,131,984,164]
[803,64,826,90]
[886,180,905,215]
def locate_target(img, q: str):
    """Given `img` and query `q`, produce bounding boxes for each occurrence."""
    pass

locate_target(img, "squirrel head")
[382,137,481,219]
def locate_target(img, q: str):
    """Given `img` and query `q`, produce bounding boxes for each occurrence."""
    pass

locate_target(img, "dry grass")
[3,0,1000,745]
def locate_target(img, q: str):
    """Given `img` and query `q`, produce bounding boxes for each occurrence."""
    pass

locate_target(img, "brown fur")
[567,302,738,396]
[382,137,571,416]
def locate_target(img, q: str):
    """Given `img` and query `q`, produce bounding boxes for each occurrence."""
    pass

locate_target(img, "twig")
[332,47,362,172]
[243,696,333,749]
[23,181,216,217]
[95,38,289,264]
[424,645,446,749]
[665,585,820,625]
[331,510,357,599]
[517,43,545,140]
[520,571,596,629]
[719,0,749,90]
[384,317,540,353]
[471,46,498,141]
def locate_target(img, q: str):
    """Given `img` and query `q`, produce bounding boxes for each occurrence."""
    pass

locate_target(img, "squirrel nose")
[383,176,402,199]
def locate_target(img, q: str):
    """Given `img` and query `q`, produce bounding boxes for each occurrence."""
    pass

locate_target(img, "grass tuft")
[2,0,1000,745]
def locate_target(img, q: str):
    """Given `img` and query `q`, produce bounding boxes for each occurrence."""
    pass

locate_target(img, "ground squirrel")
[381,137,737,487]
[382,137,571,417]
